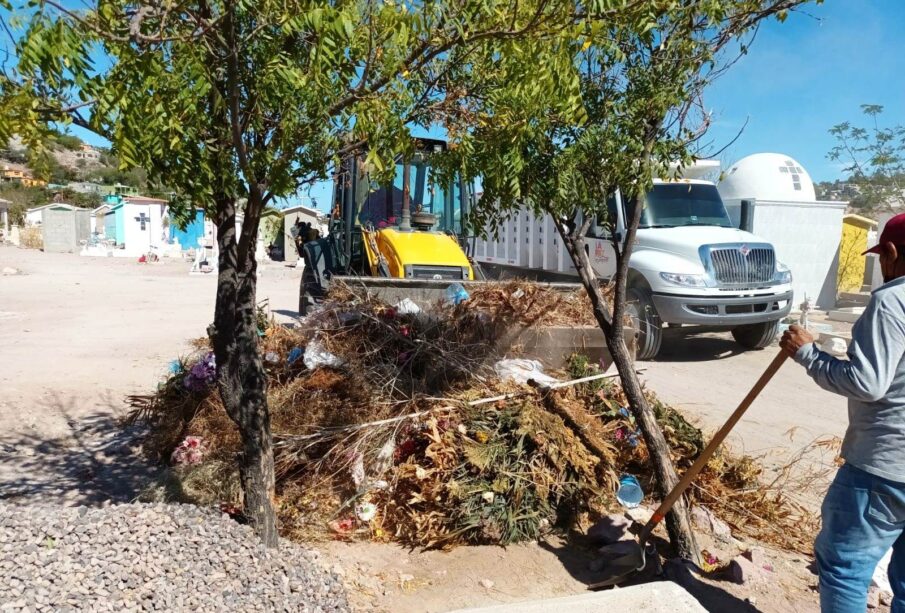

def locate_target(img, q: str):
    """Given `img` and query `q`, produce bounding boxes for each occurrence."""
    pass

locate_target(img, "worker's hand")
[780,325,814,357]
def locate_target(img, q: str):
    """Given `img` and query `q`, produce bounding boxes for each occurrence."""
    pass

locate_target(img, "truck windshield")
[632,183,733,229]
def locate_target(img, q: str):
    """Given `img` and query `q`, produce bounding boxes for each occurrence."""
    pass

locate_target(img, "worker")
[781,213,905,613]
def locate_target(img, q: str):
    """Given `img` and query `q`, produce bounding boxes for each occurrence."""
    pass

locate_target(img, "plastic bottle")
[616,474,644,508]
[445,282,470,305]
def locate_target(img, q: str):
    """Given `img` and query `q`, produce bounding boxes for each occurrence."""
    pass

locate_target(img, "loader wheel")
[732,320,780,350]
[626,286,662,361]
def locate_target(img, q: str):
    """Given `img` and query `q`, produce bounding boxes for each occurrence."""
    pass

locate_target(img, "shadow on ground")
[0,392,159,506]
[540,534,760,613]
[651,327,751,363]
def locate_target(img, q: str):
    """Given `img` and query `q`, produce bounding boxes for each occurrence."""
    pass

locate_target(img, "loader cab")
[299,138,478,314]
[332,138,474,275]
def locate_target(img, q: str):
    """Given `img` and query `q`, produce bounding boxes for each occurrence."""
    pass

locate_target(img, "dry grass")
[127,284,822,554]
[19,227,43,250]
[455,280,607,328]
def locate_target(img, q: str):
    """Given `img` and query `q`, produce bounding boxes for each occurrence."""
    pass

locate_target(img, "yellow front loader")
[298,138,481,314]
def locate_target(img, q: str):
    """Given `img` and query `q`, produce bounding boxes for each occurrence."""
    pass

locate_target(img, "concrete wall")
[870,213,894,290]
[119,203,168,256]
[838,220,871,293]
[283,209,325,263]
[169,210,205,250]
[725,198,846,309]
[42,209,91,253]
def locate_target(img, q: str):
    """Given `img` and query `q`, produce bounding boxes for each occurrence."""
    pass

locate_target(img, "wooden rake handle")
[639,350,789,543]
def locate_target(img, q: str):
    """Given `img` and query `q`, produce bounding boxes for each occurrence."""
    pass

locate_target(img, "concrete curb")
[446,582,707,613]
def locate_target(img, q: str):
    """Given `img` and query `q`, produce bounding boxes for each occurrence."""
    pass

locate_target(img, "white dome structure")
[719,153,816,203]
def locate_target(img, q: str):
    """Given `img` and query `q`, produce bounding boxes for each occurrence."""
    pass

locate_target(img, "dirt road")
[0,246,299,503]
[1,246,838,611]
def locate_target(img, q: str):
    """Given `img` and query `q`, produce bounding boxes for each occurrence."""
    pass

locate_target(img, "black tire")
[732,320,781,349]
[626,286,663,360]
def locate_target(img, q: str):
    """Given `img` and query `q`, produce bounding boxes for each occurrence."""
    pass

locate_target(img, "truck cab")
[584,179,793,358]
[475,164,794,359]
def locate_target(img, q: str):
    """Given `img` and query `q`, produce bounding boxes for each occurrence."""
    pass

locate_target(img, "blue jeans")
[817,463,905,612]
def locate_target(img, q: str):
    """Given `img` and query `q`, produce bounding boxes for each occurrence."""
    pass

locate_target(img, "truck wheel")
[626,286,663,360]
[731,320,780,349]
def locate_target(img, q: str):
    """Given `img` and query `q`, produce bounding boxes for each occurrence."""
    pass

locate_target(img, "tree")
[0,183,45,223]
[2,0,589,546]
[829,105,905,211]
[49,129,83,151]
[441,0,815,559]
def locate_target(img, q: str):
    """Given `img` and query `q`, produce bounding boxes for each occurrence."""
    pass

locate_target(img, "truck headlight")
[659,272,708,288]
[774,262,792,284]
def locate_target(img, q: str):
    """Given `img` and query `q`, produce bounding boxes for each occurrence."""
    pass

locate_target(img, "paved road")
[643,327,847,460]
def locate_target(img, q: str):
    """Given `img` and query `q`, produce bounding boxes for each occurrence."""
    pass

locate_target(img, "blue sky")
[702,0,905,182]
[4,0,903,209]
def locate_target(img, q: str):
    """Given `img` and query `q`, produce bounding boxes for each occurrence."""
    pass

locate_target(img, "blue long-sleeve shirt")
[795,276,905,483]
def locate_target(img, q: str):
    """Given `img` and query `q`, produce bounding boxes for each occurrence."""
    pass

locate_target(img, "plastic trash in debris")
[171,436,205,465]
[494,358,559,386]
[445,282,470,305]
[356,502,377,522]
[395,298,422,315]
[287,347,304,365]
[329,517,355,535]
[350,453,366,488]
[264,351,280,363]
[303,337,345,370]
[615,474,644,508]
[482,491,495,504]
[615,427,639,447]
[168,360,183,375]
[373,436,396,476]
[183,352,216,392]
[511,288,525,299]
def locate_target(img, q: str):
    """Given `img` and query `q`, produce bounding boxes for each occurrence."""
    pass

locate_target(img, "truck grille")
[407,265,466,280]
[707,245,775,286]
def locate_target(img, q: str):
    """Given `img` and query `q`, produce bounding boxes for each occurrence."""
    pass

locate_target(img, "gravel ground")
[0,503,350,612]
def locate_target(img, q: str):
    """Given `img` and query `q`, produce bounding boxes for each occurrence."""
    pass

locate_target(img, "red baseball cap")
[864,213,905,255]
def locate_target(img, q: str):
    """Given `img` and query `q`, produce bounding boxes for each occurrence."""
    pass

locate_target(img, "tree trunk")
[607,334,699,562]
[208,193,279,547]
[556,221,699,563]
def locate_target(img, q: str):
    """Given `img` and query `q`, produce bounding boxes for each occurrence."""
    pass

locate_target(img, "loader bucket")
[327,276,584,309]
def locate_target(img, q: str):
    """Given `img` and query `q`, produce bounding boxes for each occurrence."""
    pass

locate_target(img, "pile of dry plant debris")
[129,281,819,555]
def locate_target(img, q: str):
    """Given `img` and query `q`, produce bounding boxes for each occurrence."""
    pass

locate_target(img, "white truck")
[474,162,794,359]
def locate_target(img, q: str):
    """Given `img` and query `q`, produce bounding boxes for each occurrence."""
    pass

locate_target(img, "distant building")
[53,144,103,170]
[115,183,138,197]
[1,163,47,188]
[24,203,77,226]
[282,204,328,263]
[838,214,878,293]
[91,203,113,236]
[103,195,169,255]
[68,181,112,195]
[0,198,10,239]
